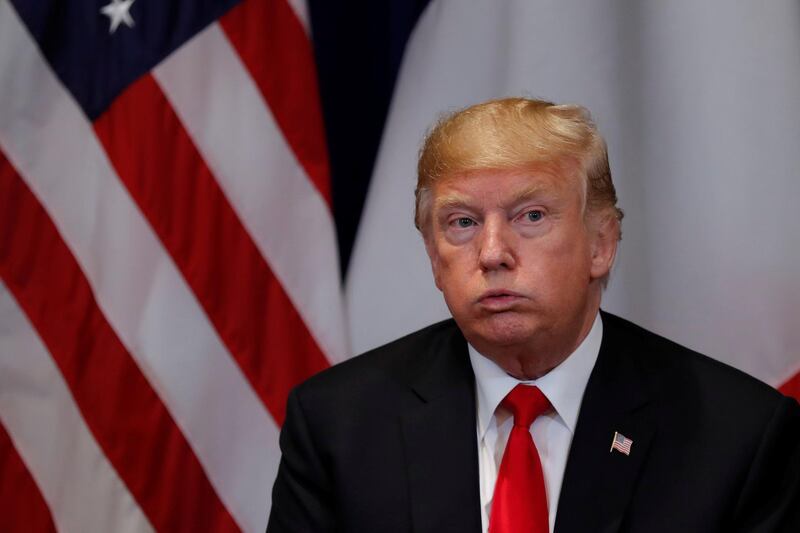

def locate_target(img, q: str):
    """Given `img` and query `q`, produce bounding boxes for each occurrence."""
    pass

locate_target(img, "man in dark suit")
[267,98,800,532]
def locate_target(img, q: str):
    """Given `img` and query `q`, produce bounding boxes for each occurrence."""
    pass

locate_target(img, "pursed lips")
[477,289,525,311]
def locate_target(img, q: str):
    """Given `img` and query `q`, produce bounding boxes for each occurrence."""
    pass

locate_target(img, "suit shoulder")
[292,319,462,402]
[602,311,789,409]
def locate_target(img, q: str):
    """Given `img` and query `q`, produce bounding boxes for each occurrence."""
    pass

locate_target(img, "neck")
[477,303,600,381]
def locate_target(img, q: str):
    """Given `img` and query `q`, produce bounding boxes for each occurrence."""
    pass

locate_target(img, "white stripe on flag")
[286,0,310,34]
[155,22,349,364]
[0,281,155,533]
[0,5,279,531]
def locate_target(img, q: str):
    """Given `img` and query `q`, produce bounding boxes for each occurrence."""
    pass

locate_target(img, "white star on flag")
[100,0,135,34]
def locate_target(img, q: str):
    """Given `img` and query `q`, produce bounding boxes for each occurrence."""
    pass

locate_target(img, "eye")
[455,217,475,228]
[525,210,544,222]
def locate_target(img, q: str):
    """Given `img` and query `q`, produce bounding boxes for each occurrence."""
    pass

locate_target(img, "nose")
[478,216,517,272]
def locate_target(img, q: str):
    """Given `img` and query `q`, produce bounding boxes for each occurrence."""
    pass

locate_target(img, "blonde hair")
[415,97,623,233]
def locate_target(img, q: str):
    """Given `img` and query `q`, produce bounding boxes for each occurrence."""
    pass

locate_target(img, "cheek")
[436,239,476,271]
[435,249,479,304]
[530,232,593,287]
[558,221,592,257]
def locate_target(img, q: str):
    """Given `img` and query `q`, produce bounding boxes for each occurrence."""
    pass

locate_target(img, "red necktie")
[489,385,551,533]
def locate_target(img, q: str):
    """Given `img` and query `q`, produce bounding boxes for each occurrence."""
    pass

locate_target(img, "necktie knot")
[501,384,550,428]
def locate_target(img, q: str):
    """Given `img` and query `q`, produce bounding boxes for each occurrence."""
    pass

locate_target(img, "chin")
[469,313,539,348]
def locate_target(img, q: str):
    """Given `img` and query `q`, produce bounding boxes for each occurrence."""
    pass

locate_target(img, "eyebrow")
[506,184,551,206]
[433,183,552,213]
[433,193,473,213]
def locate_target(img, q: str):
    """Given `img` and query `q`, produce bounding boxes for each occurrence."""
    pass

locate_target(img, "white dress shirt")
[468,313,602,533]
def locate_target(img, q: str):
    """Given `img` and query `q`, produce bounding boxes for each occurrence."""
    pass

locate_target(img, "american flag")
[0,0,349,531]
[610,432,633,456]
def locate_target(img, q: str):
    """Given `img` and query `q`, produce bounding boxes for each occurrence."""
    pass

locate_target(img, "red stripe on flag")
[0,153,239,532]
[220,0,332,206]
[93,74,330,426]
[779,370,800,403]
[0,421,56,533]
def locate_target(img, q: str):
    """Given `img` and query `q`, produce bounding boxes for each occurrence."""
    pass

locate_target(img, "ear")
[423,235,444,291]
[589,216,619,280]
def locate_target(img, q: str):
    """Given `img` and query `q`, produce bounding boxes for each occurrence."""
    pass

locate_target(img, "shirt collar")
[469,313,603,441]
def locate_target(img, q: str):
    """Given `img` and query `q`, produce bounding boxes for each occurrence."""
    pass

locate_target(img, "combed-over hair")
[415,97,623,234]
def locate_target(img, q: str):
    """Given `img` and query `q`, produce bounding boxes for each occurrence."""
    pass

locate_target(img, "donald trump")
[267,97,800,533]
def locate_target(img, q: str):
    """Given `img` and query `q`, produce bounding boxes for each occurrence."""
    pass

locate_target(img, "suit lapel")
[401,325,482,533]
[555,312,658,533]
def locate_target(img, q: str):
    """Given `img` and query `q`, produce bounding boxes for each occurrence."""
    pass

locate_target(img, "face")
[424,167,616,370]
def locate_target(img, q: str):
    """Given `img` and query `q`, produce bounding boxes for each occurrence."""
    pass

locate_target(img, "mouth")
[477,289,525,311]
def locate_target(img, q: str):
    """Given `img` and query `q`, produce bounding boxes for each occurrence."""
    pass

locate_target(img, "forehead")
[431,167,583,210]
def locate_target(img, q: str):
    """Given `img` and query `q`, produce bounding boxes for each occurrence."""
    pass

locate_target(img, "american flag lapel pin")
[610,431,633,456]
